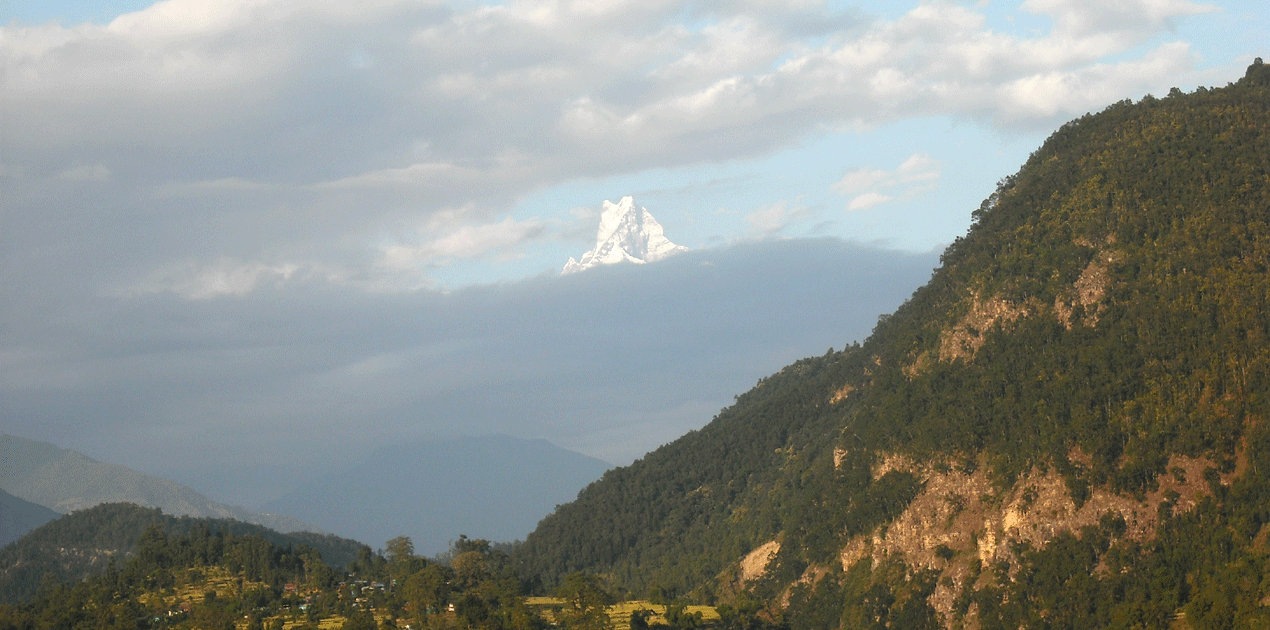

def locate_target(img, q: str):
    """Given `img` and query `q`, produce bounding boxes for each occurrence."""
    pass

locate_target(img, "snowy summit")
[563,196,689,274]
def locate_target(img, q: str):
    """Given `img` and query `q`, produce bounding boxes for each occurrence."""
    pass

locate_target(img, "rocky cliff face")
[732,450,1226,629]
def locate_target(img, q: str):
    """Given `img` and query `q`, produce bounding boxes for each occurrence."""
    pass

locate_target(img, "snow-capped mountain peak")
[562,196,688,274]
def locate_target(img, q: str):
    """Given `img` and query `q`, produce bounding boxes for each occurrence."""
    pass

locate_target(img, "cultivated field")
[526,597,719,628]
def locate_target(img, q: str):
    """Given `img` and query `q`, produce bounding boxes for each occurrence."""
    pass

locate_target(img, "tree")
[630,608,654,630]
[664,603,704,630]
[555,573,613,630]
[385,536,415,566]
[451,551,490,593]
[402,564,452,623]
[341,609,377,630]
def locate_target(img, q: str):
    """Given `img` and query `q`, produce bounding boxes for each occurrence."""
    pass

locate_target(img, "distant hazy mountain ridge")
[0,434,314,534]
[263,434,611,555]
[0,488,58,548]
[563,196,688,274]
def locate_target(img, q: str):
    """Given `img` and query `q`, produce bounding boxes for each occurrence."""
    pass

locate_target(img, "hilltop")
[0,502,365,605]
[514,60,1270,629]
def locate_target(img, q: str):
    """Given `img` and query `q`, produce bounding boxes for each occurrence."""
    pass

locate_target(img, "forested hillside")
[515,60,1270,630]
[0,503,364,605]
[0,521,550,630]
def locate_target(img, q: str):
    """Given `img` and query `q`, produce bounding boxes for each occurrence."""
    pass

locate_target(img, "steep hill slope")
[0,434,312,533]
[0,502,365,604]
[515,61,1270,630]
[263,435,611,555]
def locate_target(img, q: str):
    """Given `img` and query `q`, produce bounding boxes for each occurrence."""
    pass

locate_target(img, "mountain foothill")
[0,432,609,558]
[0,433,314,535]
[4,60,1270,630]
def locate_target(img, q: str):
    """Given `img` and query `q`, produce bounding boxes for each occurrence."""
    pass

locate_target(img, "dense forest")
[0,512,734,630]
[0,503,364,605]
[513,60,1270,629]
[0,514,550,630]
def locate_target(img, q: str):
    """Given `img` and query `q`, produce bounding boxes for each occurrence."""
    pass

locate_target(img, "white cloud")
[115,215,549,299]
[835,152,941,212]
[994,41,1197,121]
[0,0,1230,296]
[834,167,889,195]
[745,201,793,234]
[847,192,894,212]
[124,258,305,300]
[318,162,467,190]
[896,153,941,183]
[380,217,547,270]
[1022,0,1217,38]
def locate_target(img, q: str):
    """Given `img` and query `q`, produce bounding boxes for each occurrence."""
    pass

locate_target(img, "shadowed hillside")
[0,434,313,534]
[0,489,58,548]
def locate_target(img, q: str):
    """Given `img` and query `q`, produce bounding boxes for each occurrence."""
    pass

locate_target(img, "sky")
[1,0,1266,508]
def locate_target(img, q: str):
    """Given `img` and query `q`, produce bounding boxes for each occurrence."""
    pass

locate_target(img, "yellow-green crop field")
[525,598,719,629]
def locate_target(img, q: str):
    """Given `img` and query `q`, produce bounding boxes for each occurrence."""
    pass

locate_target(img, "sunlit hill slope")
[514,60,1270,630]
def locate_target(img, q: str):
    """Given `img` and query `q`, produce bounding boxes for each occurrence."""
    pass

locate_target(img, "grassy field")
[133,566,372,630]
[143,574,717,630]
[137,566,269,609]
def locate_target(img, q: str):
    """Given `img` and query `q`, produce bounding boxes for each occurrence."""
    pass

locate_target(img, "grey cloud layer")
[2,239,939,506]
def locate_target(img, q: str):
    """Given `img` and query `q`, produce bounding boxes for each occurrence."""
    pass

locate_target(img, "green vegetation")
[0,503,364,604]
[0,524,547,630]
[0,522,730,630]
[514,60,1270,628]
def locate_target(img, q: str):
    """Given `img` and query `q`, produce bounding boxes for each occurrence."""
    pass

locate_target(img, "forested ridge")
[514,60,1270,629]
[0,516,616,630]
[0,503,364,605]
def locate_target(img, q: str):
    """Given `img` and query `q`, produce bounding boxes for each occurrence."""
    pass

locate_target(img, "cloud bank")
[0,0,1225,292]
[2,239,938,505]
